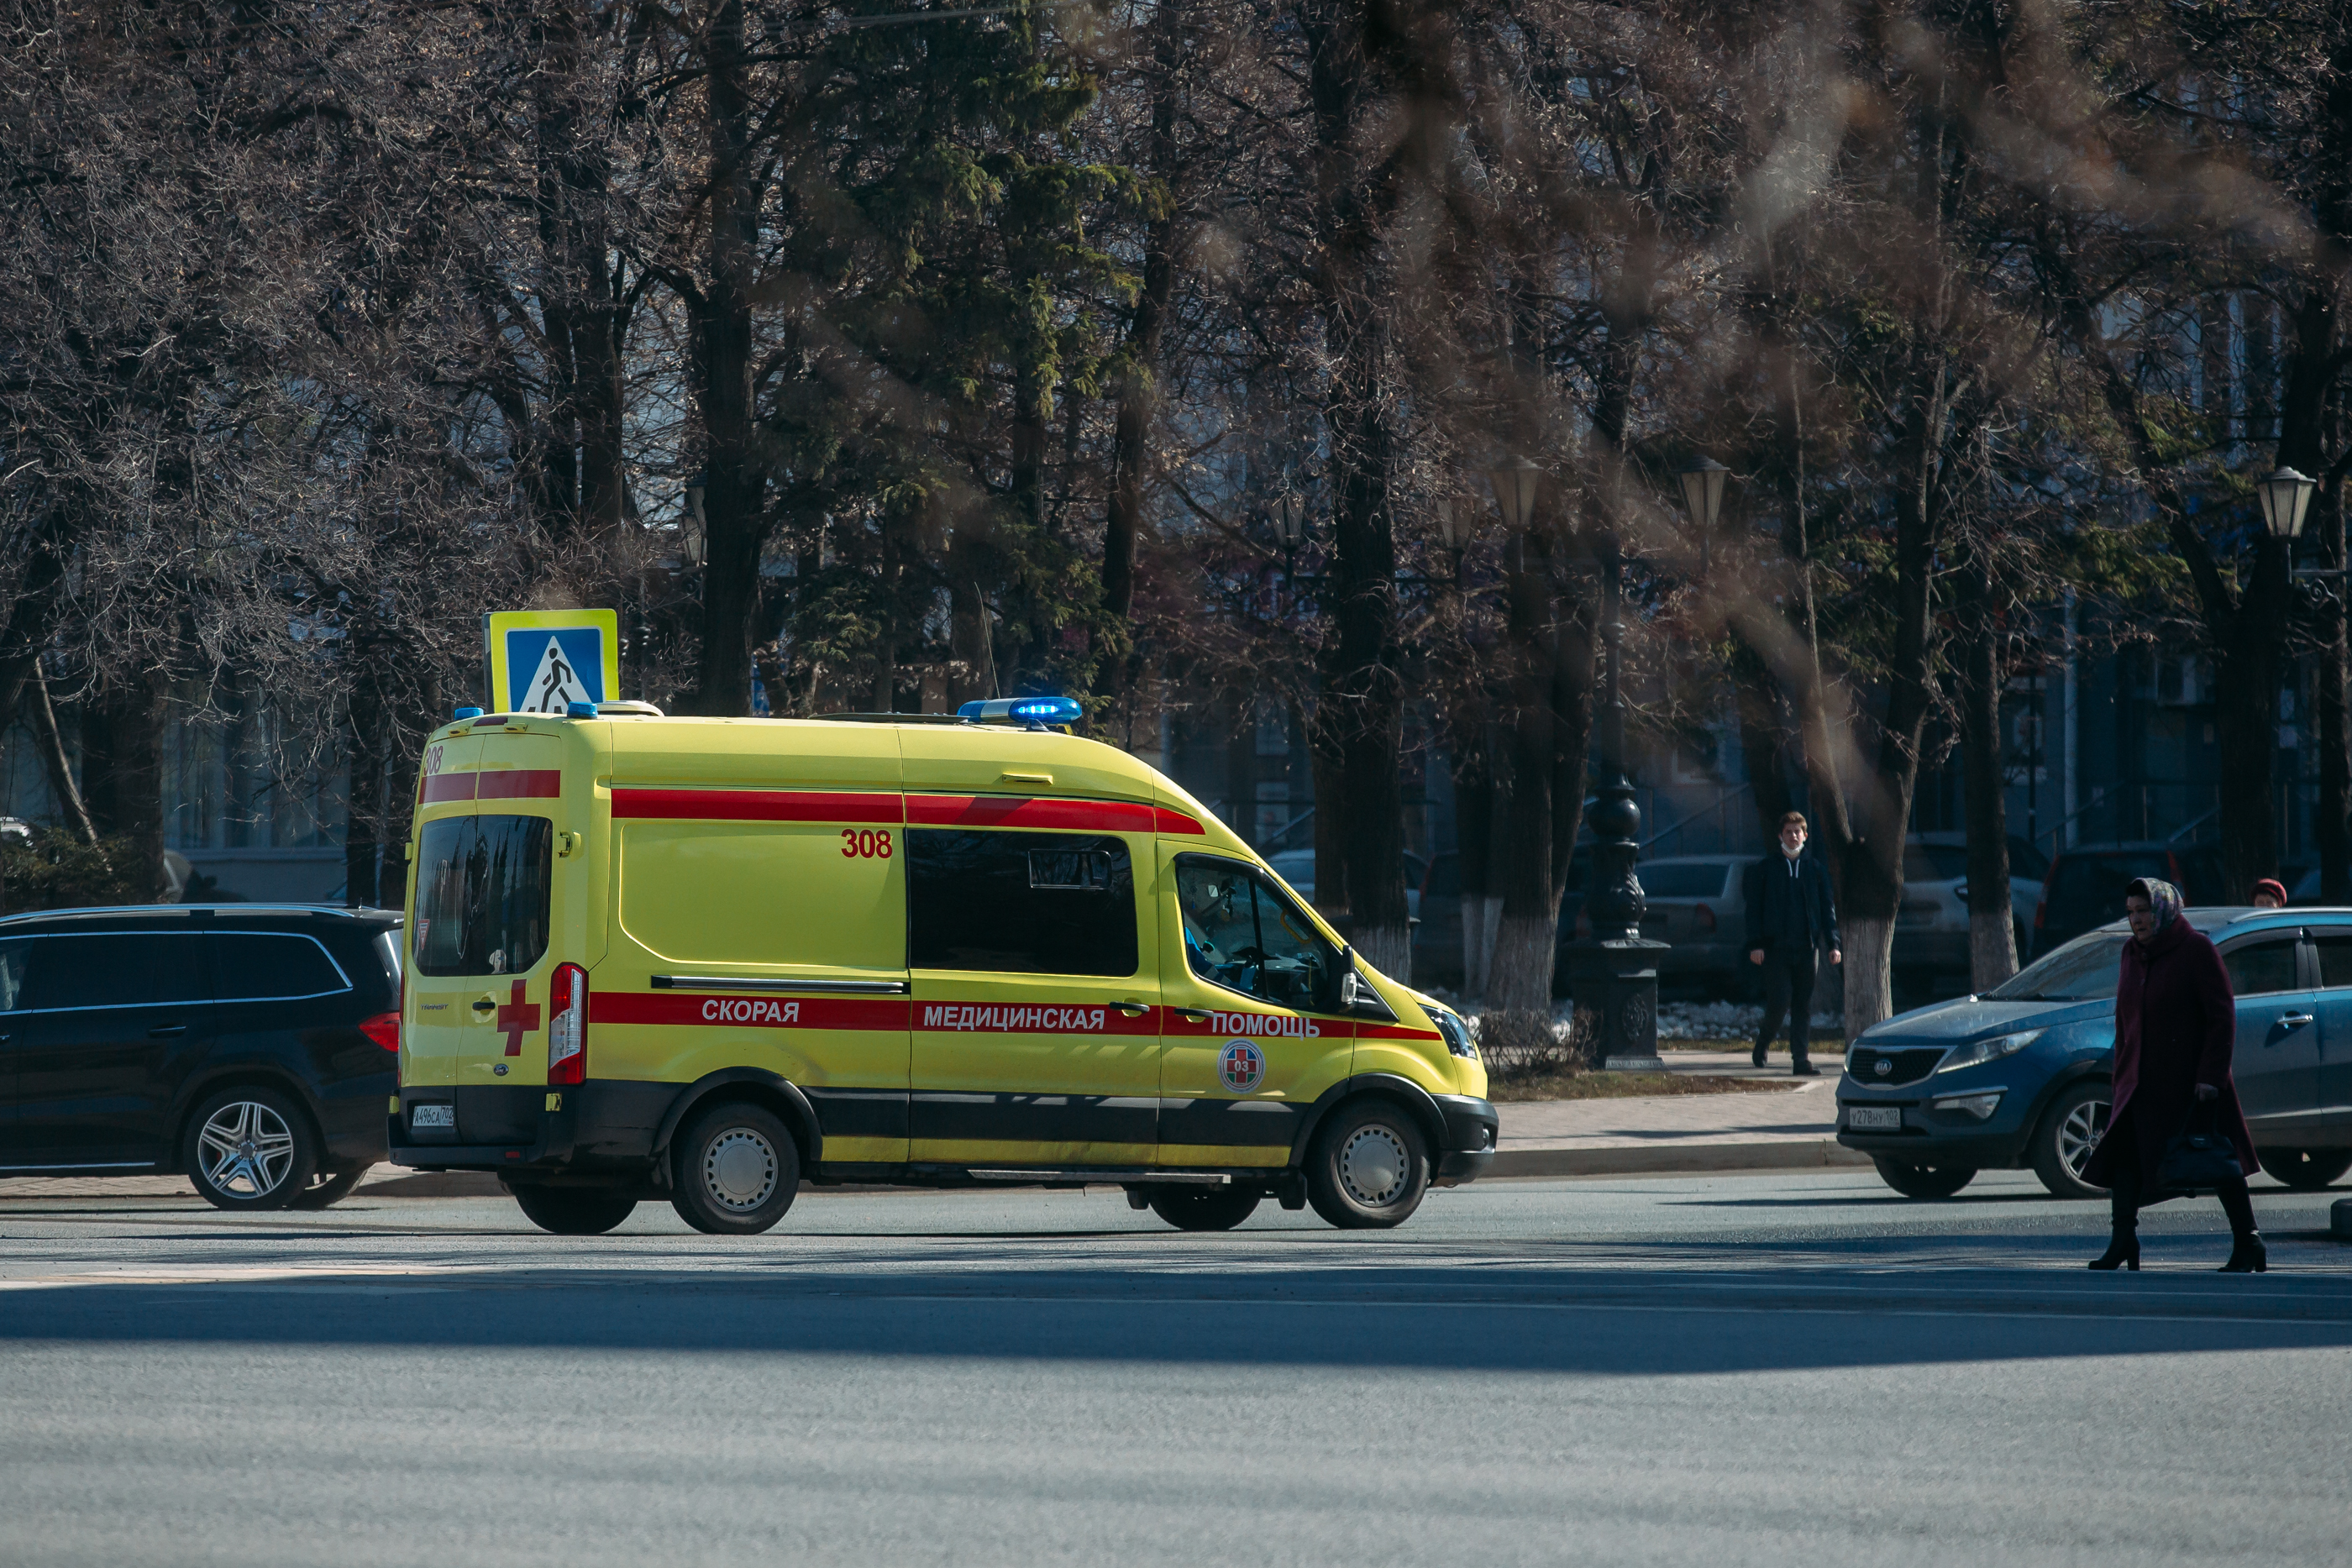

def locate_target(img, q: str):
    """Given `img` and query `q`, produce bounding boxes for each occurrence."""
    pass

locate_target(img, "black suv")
[0,905,402,1209]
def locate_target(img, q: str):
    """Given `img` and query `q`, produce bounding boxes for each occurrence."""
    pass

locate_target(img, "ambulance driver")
[1177,860,1330,1011]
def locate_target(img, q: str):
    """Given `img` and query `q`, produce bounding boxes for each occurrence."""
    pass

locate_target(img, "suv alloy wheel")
[183,1085,318,1211]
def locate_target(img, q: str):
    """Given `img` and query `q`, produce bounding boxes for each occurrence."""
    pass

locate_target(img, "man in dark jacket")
[1744,810,1841,1076]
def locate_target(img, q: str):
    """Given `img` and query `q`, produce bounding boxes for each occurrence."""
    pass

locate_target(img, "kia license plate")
[411,1104,455,1130]
[1847,1106,1901,1131]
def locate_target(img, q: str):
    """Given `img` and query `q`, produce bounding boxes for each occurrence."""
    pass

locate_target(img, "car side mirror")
[1339,969,1363,1009]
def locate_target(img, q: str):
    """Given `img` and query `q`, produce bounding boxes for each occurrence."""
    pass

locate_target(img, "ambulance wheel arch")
[1284,1073,1449,1172]
[648,1067,822,1178]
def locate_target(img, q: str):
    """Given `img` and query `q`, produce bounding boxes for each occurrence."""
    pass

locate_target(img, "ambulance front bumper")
[1432,1092,1498,1183]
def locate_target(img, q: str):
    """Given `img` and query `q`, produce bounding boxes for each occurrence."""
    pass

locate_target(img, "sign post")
[483,609,622,714]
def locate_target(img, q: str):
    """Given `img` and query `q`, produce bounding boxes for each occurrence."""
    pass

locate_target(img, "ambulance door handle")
[471,998,496,1015]
[1115,1004,1149,1017]
[1174,1008,1211,1023]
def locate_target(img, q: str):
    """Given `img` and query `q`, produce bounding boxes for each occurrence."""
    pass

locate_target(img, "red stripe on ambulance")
[612,788,905,824]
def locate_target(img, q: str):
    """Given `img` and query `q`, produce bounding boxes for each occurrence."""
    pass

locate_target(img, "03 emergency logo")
[1220,1039,1266,1092]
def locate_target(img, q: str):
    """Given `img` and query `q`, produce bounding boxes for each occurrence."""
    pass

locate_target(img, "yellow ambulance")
[388,696,1495,1235]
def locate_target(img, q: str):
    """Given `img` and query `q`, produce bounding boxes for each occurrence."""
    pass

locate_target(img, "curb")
[1489,1140,1873,1178]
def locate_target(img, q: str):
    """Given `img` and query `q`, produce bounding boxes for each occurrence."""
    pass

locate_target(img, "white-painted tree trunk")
[1969,907,2017,994]
[1842,915,1893,1040]
[1486,913,1556,1016]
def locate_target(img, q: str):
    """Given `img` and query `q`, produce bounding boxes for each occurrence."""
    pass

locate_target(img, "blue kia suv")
[1839,908,2352,1198]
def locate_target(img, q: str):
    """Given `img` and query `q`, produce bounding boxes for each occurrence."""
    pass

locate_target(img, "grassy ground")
[1486,1072,1798,1103]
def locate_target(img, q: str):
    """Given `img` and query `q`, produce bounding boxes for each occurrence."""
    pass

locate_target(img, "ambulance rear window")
[413,815,553,977]
[909,831,1137,976]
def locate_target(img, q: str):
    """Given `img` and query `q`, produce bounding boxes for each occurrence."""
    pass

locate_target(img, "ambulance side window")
[907,830,1137,976]
[1175,857,1335,1013]
[413,815,553,978]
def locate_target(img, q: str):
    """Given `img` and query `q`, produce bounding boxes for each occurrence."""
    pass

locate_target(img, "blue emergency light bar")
[453,706,485,721]
[958,696,1083,726]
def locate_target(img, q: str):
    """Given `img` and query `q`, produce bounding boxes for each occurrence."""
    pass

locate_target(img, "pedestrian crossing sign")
[482,609,622,715]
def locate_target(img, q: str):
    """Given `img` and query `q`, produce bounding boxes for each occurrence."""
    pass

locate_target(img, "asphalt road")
[3,1170,2349,1567]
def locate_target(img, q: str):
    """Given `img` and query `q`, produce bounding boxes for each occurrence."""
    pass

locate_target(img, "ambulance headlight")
[1430,1009,1478,1060]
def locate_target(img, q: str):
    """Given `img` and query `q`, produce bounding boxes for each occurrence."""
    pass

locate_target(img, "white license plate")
[1847,1106,1902,1131]
[410,1104,455,1130]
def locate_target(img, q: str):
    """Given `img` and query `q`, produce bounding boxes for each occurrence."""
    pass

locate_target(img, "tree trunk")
[1840,370,1957,1036]
[2213,587,2286,902]
[25,668,100,850]
[1487,527,1558,1017]
[687,0,764,717]
[344,675,387,909]
[2320,483,2350,902]
[1104,0,1184,625]
[1451,730,1495,999]
[1958,556,2016,991]
[1309,691,1348,926]
[89,674,166,900]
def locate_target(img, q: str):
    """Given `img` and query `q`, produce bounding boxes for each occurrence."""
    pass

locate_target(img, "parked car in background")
[1840,906,2352,1199]
[2030,841,2221,958]
[1892,832,2050,987]
[1557,854,1749,996]
[0,904,402,1209]
[1263,848,1424,928]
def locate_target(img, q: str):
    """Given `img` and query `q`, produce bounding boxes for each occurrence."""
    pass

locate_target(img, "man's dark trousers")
[1756,949,1818,1068]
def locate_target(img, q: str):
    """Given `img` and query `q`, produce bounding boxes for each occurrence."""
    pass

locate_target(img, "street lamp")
[2259,467,2317,541]
[1434,495,1473,552]
[1483,455,1542,533]
[1678,455,1730,571]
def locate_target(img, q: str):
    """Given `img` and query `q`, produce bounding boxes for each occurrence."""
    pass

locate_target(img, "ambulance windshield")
[1176,857,1333,1012]
[413,815,553,977]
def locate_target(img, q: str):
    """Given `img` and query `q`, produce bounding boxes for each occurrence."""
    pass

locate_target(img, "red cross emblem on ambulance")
[1220,1039,1264,1093]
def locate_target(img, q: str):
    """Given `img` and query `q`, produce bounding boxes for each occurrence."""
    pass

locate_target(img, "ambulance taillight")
[548,962,588,1086]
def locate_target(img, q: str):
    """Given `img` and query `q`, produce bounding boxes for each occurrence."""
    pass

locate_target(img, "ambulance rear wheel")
[670,1102,801,1235]
[509,1183,638,1235]
[1306,1100,1430,1230]
[1145,1185,1261,1231]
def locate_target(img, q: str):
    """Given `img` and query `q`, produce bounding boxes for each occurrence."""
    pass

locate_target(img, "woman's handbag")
[2156,1099,2244,1190]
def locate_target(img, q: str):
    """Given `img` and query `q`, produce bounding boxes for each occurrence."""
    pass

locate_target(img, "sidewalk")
[1491,1048,1869,1177]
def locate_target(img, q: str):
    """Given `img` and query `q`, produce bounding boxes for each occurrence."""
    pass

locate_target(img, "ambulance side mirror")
[1338,968,1363,1010]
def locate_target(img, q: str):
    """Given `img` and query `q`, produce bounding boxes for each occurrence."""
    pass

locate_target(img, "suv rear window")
[414,815,553,977]
[212,933,351,1000]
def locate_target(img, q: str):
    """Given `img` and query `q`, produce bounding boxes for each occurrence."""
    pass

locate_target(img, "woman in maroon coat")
[2082,878,2267,1272]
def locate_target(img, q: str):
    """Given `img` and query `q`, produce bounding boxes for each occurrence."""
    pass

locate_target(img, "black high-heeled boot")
[2218,1231,2268,1273]
[2088,1229,2139,1272]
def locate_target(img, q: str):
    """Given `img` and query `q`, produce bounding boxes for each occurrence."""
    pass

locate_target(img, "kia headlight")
[1431,1008,1478,1060]
[1936,1029,2042,1073]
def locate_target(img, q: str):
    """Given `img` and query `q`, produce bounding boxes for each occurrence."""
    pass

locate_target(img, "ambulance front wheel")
[670,1101,801,1235]
[1305,1100,1431,1230]
[1145,1184,1261,1231]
